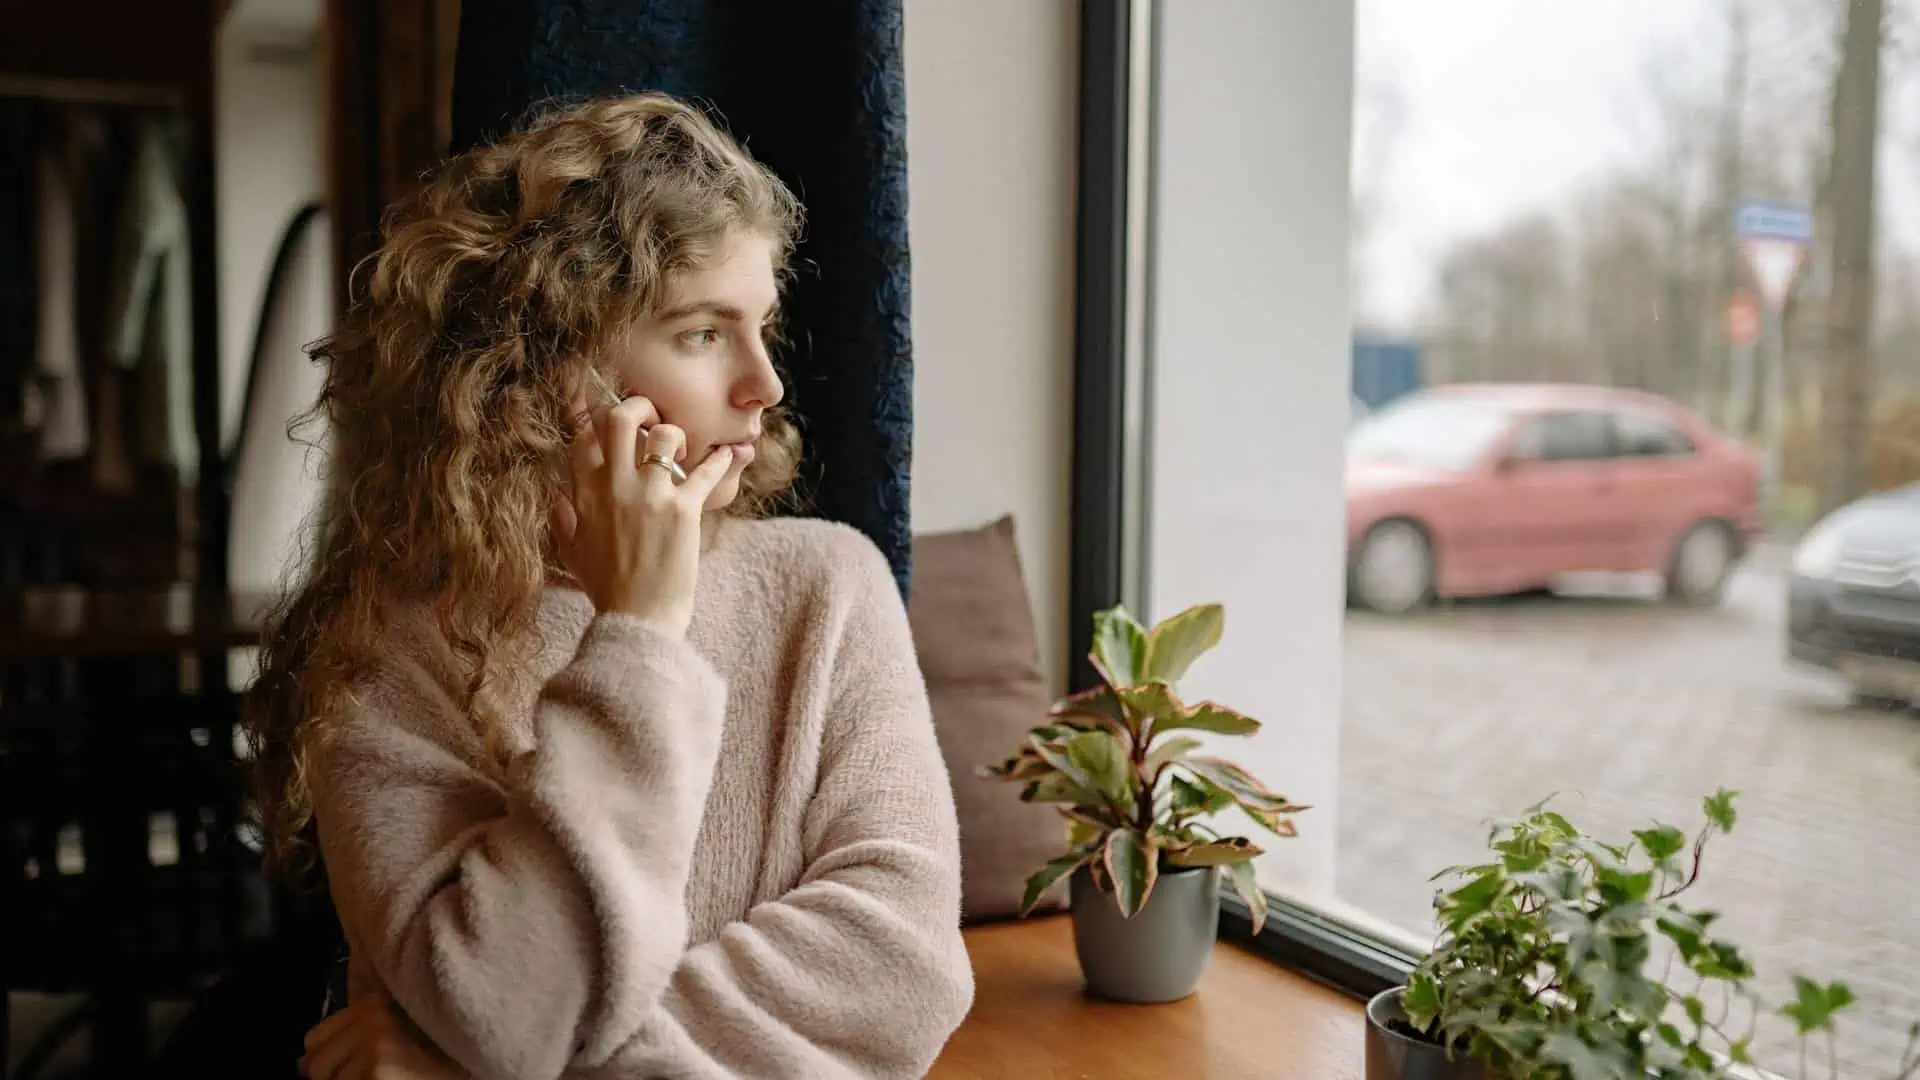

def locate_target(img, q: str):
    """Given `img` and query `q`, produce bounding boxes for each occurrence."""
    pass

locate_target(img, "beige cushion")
[909,515,1067,922]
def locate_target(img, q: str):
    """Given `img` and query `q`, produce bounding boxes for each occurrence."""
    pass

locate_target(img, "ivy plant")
[1402,790,1919,1080]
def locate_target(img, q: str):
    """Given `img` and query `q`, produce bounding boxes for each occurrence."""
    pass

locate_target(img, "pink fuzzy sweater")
[309,518,974,1080]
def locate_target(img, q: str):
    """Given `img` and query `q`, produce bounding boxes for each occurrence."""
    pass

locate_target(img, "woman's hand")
[298,992,467,1080]
[550,394,735,636]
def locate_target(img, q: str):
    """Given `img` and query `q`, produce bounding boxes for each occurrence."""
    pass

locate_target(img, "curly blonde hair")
[246,93,804,876]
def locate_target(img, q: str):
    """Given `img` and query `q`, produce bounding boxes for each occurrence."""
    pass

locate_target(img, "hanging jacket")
[103,118,197,482]
[34,113,102,463]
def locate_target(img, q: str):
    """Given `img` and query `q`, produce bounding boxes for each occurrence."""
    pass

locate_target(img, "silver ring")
[640,453,688,482]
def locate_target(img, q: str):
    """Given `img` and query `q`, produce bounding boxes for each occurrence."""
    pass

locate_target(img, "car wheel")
[1666,520,1734,605]
[1351,520,1434,614]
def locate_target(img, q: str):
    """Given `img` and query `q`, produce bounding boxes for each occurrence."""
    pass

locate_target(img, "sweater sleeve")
[576,538,975,1080]
[310,613,728,1080]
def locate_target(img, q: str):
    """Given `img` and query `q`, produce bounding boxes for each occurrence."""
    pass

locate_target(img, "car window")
[1613,410,1696,458]
[1508,410,1614,462]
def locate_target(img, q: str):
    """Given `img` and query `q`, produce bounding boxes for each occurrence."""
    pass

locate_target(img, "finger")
[303,1005,359,1053]
[680,444,735,503]
[600,396,660,486]
[642,422,688,465]
[298,1018,360,1080]
[550,492,578,547]
[568,405,607,482]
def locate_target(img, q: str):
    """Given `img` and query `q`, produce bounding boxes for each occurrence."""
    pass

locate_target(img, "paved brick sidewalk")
[1338,565,1920,1075]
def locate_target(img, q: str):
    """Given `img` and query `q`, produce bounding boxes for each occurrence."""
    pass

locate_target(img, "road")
[1338,554,1920,1074]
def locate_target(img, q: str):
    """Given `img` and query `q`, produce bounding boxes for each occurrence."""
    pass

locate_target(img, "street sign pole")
[1761,306,1785,500]
[1733,200,1813,509]
[1724,293,1760,435]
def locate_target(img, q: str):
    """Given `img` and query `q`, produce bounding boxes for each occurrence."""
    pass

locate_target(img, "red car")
[1346,384,1763,613]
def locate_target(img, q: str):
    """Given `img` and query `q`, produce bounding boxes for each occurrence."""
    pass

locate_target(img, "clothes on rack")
[3,100,201,488]
[104,118,198,483]
[0,101,36,433]
[33,111,110,462]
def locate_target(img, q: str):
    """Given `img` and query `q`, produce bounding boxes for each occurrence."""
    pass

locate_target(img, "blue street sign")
[1734,200,1814,244]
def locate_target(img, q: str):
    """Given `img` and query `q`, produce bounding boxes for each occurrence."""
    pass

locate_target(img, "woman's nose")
[736,339,785,409]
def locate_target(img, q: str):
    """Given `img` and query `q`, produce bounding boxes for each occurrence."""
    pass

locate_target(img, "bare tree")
[1817,0,1884,515]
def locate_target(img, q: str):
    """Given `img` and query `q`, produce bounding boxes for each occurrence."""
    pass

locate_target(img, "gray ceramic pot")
[1069,864,1220,1003]
[1364,988,1488,1080]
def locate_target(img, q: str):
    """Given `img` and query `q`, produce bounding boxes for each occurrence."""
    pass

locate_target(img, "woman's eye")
[681,328,720,348]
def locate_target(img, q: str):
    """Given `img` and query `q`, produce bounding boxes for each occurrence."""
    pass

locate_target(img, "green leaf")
[1142,603,1223,685]
[1048,685,1129,738]
[1116,682,1184,727]
[1104,828,1158,917]
[1151,701,1261,738]
[1536,810,1579,839]
[1513,864,1582,902]
[1225,858,1266,935]
[1244,805,1300,839]
[1143,735,1203,777]
[1018,850,1094,915]
[977,752,1052,781]
[1594,866,1655,904]
[1061,808,1109,849]
[1778,976,1856,1035]
[1436,868,1506,931]
[1090,607,1147,689]
[1401,971,1441,1030]
[1539,1032,1633,1080]
[1164,837,1261,867]
[1065,730,1134,806]
[1168,774,1233,820]
[1025,734,1097,792]
[1181,756,1302,815]
[1702,788,1738,832]
[1019,772,1106,810]
[1689,940,1753,981]
[1682,995,1706,1029]
[1633,824,1687,862]
[1656,912,1712,962]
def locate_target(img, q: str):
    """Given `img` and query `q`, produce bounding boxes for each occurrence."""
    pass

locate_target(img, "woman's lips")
[722,439,756,467]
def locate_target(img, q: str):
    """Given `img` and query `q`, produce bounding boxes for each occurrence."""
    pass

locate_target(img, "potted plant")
[1368,789,1920,1080]
[981,603,1305,1003]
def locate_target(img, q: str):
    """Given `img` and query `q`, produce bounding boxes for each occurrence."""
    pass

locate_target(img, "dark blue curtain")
[450,0,914,596]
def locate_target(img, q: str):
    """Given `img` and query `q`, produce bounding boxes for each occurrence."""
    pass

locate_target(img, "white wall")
[1147,0,1355,898]
[904,0,1080,693]
[214,1,324,451]
[215,0,328,594]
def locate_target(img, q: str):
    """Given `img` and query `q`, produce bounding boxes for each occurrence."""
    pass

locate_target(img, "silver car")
[1789,485,1920,704]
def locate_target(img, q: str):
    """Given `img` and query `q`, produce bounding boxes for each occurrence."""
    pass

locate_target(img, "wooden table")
[930,915,1365,1079]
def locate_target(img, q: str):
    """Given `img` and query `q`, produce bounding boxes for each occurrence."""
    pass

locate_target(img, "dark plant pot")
[1364,988,1488,1080]
[1069,864,1220,1003]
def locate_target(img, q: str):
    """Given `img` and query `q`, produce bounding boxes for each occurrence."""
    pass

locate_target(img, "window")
[1614,410,1697,458]
[1086,1,1920,1074]
[1509,410,1614,462]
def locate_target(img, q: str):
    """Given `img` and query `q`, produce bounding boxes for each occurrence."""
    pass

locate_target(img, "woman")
[248,94,973,1080]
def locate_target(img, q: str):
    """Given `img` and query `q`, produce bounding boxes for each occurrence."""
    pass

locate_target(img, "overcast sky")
[1353,0,1920,330]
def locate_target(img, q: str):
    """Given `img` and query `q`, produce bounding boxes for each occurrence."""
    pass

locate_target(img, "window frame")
[1509,408,1619,464]
[1069,0,1417,1003]
[1611,408,1699,460]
